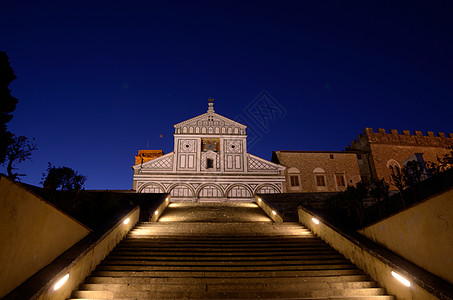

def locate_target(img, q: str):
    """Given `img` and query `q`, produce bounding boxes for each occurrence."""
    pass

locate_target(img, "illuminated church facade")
[132,99,286,201]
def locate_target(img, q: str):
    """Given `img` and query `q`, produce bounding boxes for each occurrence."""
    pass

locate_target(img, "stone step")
[95,263,355,271]
[101,258,351,266]
[71,287,388,299]
[69,207,394,300]
[105,254,344,261]
[85,274,372,284]
[112,248,334,256]
[91,268,366,278]
[78,280,378,292]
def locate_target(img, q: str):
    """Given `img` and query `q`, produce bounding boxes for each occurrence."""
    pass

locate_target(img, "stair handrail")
[254,194,283,223]
[298,205,453,300]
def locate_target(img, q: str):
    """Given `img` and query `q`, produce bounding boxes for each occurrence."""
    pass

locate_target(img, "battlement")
[347,127,453,150]
[135,150,164,165]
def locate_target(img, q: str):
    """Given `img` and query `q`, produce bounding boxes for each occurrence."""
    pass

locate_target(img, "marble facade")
[132,100,286,201]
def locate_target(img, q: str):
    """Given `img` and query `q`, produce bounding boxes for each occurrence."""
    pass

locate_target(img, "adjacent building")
[271,151,362,193]
[346,128,453,187]
[132,99,286,201]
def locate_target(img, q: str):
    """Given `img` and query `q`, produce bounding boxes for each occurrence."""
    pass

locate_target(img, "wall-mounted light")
[123,218,130,225]
[272,210,276,215]
[53,273,69,291]
[311,217,320,224]
[166,197,169,202]
[391,271,411,287]
[155,210,159,215]
[258,198,262,202]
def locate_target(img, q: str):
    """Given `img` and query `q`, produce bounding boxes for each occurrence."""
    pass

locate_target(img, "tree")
[389,165,406,208]
[369,178,389,218]
[41,163,87,191]
[0,52,18,164]
[3,135,37,180]
[403,160,425,187]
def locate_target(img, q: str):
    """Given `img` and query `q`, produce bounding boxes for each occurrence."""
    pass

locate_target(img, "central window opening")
[207,158,214,169]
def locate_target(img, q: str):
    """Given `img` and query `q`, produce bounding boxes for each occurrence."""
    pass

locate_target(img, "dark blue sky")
[1,1,452,189]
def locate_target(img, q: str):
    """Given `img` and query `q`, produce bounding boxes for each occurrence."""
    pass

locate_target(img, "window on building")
[316,175,326,187]
[336,174,346,187]
[207,158,214,169]
[357,154,362,159]
[290,175,299,186]
[330,154,334,159]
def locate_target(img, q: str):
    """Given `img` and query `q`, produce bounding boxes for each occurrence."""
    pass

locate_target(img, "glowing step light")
[53,273,69,290]
[312,217,320,224]
[155,210,159,215]
[123,218,130,225]
[272,210,276,215]
[391,271,411,287]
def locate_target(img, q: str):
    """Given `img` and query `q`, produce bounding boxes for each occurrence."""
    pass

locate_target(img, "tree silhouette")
[3,135,37,180]
[369,178,389,218]
[41,163,87,191]
[0,52,18,164]
[389,165,406,208]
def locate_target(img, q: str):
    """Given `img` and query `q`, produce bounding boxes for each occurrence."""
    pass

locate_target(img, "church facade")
[132,99,286,201]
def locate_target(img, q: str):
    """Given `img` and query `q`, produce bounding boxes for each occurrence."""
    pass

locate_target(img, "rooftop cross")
[207,97,215,113]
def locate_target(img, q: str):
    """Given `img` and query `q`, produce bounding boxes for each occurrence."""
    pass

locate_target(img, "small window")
[336,174,345,187]
[357,154,362,159]
[330,154,334,159]
[207,158,214,169]
[316,175,326,187]
[290,175,299,187]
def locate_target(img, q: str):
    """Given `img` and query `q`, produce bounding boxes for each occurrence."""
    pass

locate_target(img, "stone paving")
[157,202,272,223]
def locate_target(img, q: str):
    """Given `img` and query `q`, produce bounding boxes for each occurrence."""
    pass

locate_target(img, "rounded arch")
[287,167,300,174]
[225,183,253,198]
[189,126,194,133]
[387,159,401,169]
[168,183,195,198]
[313,167,325,173]
[254,183,281,194]
[196,183,225,198]
[138,182,166,193]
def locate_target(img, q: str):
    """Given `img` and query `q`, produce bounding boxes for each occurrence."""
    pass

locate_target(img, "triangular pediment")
[174,111,246,135]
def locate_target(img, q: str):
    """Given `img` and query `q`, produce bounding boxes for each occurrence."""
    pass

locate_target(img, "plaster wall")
[359,187,453,284]
[0,176,90,298]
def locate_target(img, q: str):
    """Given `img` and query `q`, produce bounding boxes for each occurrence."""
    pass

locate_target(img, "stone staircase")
[69,203,394,299]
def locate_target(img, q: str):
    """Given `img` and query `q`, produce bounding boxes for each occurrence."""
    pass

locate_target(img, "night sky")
[1,1,452,190]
